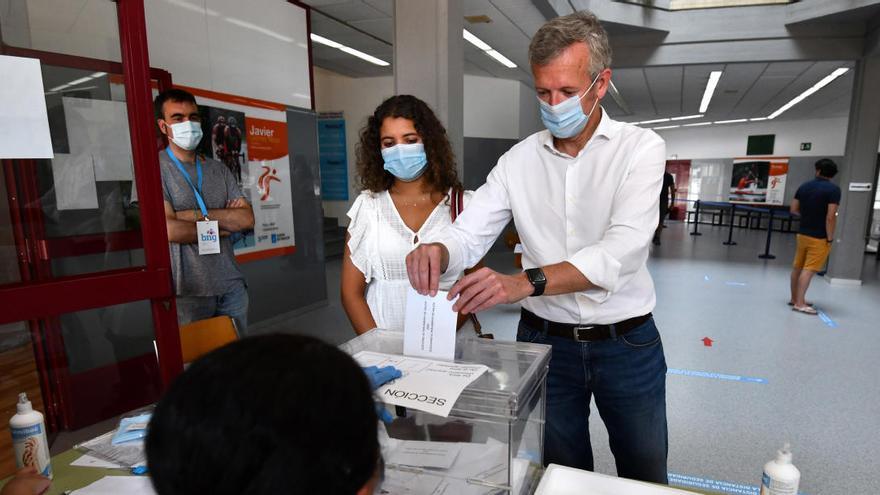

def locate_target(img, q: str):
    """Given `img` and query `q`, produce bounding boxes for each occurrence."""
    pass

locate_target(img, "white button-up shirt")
[432,108,666,325]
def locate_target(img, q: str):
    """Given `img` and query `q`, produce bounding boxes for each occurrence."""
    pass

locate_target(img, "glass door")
[0,0,181,476]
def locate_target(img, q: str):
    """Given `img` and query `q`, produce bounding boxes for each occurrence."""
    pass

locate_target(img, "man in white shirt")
[406,11,668,483]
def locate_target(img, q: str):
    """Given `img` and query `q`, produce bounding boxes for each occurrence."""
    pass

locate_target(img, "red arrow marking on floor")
[702,337,714,347]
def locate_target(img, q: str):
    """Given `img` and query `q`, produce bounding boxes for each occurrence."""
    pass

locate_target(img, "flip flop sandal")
[792,305,818,315]
[787,301,813,307]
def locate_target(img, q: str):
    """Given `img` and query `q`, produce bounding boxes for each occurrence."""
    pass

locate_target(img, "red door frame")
[0,0,182,429]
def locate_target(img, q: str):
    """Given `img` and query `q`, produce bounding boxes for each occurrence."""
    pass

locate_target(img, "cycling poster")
[192,96,295,262]
[729,158,788,205]
[198,106,247,188]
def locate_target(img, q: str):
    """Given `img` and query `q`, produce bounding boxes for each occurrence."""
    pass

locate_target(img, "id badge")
[197,220,221,255]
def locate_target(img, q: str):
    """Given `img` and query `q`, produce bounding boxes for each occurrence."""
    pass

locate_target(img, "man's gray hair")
[528,11,612,77]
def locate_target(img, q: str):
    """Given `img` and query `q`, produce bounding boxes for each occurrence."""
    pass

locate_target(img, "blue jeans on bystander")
[176,281,249,336]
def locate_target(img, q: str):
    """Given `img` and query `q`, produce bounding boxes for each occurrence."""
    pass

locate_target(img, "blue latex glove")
[363,365,402,390]
[362,365,402,424]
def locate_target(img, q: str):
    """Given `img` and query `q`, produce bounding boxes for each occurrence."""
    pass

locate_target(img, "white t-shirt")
[346,189,473,333]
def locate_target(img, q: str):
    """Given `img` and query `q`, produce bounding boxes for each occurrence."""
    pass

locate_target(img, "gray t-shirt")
[160,149,246,296]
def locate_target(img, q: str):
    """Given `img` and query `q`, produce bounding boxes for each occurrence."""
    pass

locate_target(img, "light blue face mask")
[538,72,602,139]
[111,412,152,445]
[382,143,428,182]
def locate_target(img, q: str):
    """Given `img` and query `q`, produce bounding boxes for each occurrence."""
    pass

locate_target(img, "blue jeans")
[517,315,668,483]
[176,282,249,336]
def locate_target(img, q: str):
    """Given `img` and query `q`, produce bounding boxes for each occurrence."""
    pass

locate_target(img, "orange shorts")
[793,234,831,272]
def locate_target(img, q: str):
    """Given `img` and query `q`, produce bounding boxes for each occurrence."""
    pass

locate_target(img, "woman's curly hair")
[356,95,461,194]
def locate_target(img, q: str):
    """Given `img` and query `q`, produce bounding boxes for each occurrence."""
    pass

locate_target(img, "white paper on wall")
[93,152,133,181]
[0,55,54,158]
[51,153,99,210]
[61,96,133,157]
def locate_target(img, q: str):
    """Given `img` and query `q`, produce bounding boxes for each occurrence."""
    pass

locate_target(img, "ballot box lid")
[340,329,551,419]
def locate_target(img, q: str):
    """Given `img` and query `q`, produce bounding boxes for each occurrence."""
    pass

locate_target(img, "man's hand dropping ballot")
[403,287,458,361]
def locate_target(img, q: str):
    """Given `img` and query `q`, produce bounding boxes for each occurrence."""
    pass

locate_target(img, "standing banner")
[317,112,349,201]
[729,157,789,205]
[183,85,296,262]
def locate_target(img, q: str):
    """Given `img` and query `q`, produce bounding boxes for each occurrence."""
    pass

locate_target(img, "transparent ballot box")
[340,329,551,494]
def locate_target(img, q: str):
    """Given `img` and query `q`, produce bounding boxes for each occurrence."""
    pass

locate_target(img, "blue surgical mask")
[168,120,203,151]
[538,73,602,139]
[382,143,428,182]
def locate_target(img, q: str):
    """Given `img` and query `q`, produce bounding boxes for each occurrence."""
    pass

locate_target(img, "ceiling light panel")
[462,29,517,69]
[699,71,723,113]
[309,33,389,66]
[767,67,849,120]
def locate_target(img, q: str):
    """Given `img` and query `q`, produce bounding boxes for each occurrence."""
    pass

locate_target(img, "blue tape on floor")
[669,473,760,494]
[724,281,748,287]
[667,368,768,384]
[669,473,808,495]
[704,275,711,281]
[817,310,838,328]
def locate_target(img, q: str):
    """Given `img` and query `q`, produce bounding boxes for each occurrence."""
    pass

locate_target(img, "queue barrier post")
[723,204,737,246]
[758,209,777,260]
[690,200,703,236]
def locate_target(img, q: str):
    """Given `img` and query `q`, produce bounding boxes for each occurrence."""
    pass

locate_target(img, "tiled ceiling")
[302,0,864,123]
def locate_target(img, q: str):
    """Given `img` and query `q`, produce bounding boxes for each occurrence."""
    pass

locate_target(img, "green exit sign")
[800,142,812,151]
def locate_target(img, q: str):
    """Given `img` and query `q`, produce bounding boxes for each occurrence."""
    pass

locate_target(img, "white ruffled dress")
[346,189,474,334]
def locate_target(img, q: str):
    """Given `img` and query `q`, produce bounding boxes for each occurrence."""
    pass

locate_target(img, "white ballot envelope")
[403,287,457,361]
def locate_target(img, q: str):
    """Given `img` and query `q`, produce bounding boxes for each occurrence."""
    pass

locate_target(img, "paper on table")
[51,153,99,210]
[353,351,487,417]
[70,454,124,469]
[404,287,458,361]
[71,476,156,495]
[75,430,146,468]
[0,55,53,159]
[387,441,463,470]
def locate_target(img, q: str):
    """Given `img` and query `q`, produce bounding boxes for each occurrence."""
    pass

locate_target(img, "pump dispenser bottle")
[9,392,52,479]
[760,443,800,495]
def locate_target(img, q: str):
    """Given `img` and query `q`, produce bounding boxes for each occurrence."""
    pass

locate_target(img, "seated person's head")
[147,334,380,495]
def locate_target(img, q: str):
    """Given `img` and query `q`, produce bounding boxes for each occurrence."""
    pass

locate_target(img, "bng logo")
[201,228,218,242]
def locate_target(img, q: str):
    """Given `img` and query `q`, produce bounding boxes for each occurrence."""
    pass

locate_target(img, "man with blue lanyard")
[155,89,255,334]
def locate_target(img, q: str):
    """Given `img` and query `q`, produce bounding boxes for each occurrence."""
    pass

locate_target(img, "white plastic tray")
[535,464,698,495]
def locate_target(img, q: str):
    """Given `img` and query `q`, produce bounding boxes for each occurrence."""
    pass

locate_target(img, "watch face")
[528,268,546,284]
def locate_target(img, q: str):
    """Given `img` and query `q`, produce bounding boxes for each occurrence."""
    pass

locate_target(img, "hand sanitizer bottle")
[760,443,800,495]
[9,392,52,479]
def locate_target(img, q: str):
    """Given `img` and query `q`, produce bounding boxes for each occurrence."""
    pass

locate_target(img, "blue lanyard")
[166,147,208,218]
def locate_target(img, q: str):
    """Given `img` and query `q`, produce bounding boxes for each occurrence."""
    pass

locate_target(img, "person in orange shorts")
[789,159,841,314]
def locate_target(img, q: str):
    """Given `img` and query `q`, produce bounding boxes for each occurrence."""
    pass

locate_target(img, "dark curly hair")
[356,95,461,194]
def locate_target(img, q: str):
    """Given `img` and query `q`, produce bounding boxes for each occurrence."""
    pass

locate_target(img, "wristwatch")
[525,268,546,297]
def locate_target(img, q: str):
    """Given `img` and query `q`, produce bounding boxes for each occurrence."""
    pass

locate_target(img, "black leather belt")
[521,308,652,342]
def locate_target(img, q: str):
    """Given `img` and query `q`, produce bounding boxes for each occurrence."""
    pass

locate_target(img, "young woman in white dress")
[341,95,479,336]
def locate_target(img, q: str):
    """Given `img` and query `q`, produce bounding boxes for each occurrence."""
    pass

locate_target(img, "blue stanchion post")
[723,204,737,246]
[690,200,702,236]
[759,209,776,259]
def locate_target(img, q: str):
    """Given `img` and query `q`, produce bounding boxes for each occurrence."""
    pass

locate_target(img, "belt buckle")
[573,325,596,342]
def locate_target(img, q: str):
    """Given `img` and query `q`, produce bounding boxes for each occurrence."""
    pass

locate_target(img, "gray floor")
[254,222,880,495]
[51,222,879,494]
